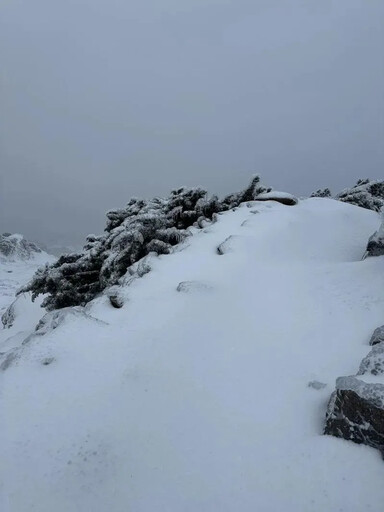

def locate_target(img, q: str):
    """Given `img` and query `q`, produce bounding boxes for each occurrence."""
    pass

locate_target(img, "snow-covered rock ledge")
[325,328,384,456]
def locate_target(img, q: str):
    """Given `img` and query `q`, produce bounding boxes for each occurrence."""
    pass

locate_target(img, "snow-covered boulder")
[324,376,384,455]
[369,325,384,346]
[254,191,298,206]
[365,219,384,258]
[358,343,384,376]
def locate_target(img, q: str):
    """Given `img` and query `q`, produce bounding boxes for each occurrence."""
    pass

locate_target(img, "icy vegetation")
[311,178,384,211]
[19,176,293,310]
[2,194,384,511]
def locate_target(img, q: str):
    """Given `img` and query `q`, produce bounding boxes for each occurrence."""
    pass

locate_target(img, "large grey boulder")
[324,376,384,455]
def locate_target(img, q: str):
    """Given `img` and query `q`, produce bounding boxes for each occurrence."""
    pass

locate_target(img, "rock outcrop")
[324,337,384,455]
[324,376,384,455]
[365,220,384,258]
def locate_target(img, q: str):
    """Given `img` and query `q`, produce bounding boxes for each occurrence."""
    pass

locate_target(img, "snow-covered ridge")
[1,198,384,511]
[0,234,55,320]
[0,233,44,262]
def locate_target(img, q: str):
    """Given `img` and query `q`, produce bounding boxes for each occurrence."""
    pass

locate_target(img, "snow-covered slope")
[0,235,55,315]
[2,199,384,512]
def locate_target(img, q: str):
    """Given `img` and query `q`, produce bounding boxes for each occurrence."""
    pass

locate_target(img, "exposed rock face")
[324,376,384,455]
[358,343,384,376]
[324,329,384,454]
[369,325,384,346]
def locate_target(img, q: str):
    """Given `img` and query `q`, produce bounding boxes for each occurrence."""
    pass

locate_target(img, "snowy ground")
[0,251,54,316]
[2,198,384,511]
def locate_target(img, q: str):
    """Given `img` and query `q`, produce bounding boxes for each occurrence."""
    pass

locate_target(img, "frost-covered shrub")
[20,175,273,310]
[310,188,332,198]
[336,179,384,212]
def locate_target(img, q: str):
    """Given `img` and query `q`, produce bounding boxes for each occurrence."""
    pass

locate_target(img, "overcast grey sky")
[1,0,383,247]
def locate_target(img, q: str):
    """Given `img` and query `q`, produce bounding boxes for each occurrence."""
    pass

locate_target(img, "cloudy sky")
[1,0,383,247]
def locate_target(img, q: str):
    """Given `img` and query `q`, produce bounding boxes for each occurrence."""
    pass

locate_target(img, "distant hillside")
[0,233,43,261]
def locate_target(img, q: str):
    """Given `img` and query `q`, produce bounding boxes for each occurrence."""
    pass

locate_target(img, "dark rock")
[369,325,384,346]
[108,294,124,309]
[364,219,384,258]
[324,376,384,455]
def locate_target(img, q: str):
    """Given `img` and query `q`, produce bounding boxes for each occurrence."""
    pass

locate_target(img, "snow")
[0,249,54,316]
[2,198,384,511]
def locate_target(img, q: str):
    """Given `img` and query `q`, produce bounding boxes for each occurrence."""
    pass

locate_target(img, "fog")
[1,0,383,247]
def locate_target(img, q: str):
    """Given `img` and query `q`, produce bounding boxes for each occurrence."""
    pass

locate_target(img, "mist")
[1,0,383,247]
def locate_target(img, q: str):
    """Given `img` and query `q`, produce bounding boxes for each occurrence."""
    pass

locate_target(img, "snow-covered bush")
[20,176,273,310]
[310,179,384,212]
[336,179,384,212]
[310,188,332,198]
